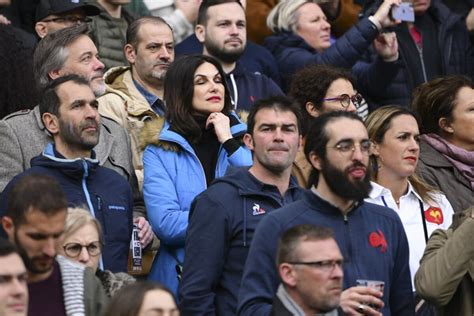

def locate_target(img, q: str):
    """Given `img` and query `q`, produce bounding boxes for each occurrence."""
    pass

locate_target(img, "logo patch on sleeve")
[424,207,444,225]
[369,229,387,253]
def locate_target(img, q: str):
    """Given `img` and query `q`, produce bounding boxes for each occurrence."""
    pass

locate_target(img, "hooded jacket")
[99,66,160,189]
[225,62,283,111]
[263,18,401,93]
[141,115,252,295]
[179,168,303,315]
[237,190,415,316]
[0,143,133,273]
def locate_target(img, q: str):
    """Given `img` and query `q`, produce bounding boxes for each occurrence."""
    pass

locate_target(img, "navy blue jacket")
[237,190,415,316]
[179,168,303,315]
[0,143,133,273]
[363,0,474,106]
[175,34,282,87]
[225,62,283,111]
[264,17,401,93]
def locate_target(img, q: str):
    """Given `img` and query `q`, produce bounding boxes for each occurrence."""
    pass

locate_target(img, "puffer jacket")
[141,114,252,295]
[0,143,133,273]
[89,3,135,70]
[99,66,159,189]
[264,18,400,92]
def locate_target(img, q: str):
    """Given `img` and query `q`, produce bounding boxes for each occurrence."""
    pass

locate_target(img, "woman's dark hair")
[411,75,473,135]
[366,105,437,203]
[164,54,232,143]
[0,24,39,119]
[289,64,356,136]
[103,281,177,316]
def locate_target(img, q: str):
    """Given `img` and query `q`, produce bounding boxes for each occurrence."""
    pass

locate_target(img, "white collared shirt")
[366,181,454,290]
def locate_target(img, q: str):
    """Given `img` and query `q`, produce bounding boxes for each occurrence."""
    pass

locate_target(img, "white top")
[366,181,454,290]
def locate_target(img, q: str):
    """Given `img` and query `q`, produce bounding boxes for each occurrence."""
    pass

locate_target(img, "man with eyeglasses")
[273,224,343,316]
[238,111,414,316]
[1,173,107,315]
[0,239,28,316]
[34,0,100,39]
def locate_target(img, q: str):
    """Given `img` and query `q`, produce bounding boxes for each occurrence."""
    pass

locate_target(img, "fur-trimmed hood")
[140,116,180,152]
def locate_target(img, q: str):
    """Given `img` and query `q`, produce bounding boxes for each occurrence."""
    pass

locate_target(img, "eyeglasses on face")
[321,93,363,109]
[327,139,371,155]
[287,259,344,272]
[63,241,101,258]
[42,16,92,24]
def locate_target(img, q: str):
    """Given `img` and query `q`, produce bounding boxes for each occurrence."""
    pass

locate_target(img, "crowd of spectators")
[0,0,473,315]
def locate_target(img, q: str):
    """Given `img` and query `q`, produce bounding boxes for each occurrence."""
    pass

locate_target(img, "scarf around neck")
[421,134,474,190]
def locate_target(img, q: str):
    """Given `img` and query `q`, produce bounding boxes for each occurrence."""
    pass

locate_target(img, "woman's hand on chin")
[206,112,233,143]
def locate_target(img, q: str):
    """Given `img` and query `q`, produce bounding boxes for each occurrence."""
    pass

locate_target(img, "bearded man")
[238,111,415,316]
[195,0,282,111]
[0,75,152,274]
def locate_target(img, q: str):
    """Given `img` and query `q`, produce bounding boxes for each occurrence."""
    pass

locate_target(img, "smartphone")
[391,2,415,22]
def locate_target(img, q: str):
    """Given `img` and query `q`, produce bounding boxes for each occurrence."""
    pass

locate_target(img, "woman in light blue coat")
[141,55,252,295]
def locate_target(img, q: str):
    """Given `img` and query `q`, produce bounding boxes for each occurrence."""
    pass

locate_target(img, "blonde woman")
[59,207,135,297]
[365,105,454,291]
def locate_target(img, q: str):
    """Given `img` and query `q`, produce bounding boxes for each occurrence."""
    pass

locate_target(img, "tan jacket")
[98,66,160,190]
[291,147,312,189]
[415,207,474,315]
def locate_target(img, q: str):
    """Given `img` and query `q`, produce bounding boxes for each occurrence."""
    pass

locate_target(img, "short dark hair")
[289,64,356,136]
[304,111,364,186]
[411,75,473,135]
[6,173,68,226]
[39,74,90,117]
[126,16,172,48]
[277,224,335,266]
[103,281,177,316]
[34,23,90,90]
[164,54,232,144]
[197,0,244,25]
[0,238,18,258]
[246,95,302,136]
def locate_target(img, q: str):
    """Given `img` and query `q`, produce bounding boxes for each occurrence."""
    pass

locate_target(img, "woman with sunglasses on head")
[59,207,135,297]
[364,106,454,310]
[141,54,252,295]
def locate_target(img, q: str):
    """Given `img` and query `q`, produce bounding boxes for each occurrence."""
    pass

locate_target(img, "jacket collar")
[102,67,157,117]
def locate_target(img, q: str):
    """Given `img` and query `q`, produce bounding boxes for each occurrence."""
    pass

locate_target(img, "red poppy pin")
[424,207,444,225]
[369,229,387,253]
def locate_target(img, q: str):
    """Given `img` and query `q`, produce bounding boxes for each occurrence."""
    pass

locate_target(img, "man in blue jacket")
[238,111,415,316]
[0,75,153,272]
[194,0,283,111]
[179,96,304,315]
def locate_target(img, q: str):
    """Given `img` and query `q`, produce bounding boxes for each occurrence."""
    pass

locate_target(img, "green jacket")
[89,3,135,70]
[415,207,474,316]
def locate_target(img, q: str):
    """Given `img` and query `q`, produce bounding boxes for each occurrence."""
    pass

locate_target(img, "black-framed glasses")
[287,259,344,272]
[63,241,101,258]
[321,93,363,109]
[328,139,371,155]
[42,16,92,24]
